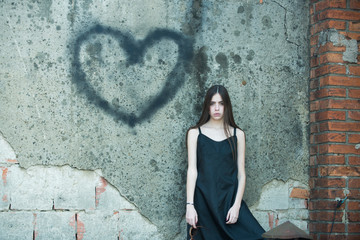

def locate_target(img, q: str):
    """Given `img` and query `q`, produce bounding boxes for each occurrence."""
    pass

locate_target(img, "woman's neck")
[206,119,225,129]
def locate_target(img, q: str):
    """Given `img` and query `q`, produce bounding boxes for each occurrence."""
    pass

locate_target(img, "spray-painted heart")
[71,25,193,127]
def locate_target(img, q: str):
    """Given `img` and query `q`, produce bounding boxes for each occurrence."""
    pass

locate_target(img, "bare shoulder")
[236,128,245,140]
[188,128,200,140]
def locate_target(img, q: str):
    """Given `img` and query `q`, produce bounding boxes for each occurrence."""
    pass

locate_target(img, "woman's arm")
[186,128,199,228]
[226,128,246,224]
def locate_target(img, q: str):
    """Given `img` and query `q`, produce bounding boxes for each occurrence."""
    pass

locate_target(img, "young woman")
[186,85,264,239]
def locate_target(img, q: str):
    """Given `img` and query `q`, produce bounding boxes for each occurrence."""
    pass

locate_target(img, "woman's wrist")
[186,202,194,205]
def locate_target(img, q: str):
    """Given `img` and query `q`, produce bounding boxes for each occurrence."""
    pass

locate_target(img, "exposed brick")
[319,76,360,87]
[350,65,360,76]
[314,178,346,188]
[312,65,346,78]
[349,89,360,99]
[314,132,346,143]
[308,199,342,210]
[349,156,360,165]
[319,99,360,110]
[317,155,346,165]
[350,0,360,9]
[349,21,360,32]
[310,222,345,233]
[311,145,319,156]
[318,52,345,64]
[348,223,360,233]
[310,156,317,166]
[315,0,347,12]
[349,134,360,143]
[349,111,360,121]
[348,200,360,210]
[311,35,319,47]
[311,101,320,112]
[309,210,344,221]
[319,166,360,176]
[348,212,360,222]
[310,134,315,144]
[319,122,360,132]
[311,123,319,133]
[315,9,360,21]
[348,189,360,200]
[340,31,360,41]
[310,166,319,177]
[311,57,319,67]
[319,234,357,240]
[318,42,346,54]
[319,144,360,154]
[314,111,346,122]
[310,79,320,89]
[290,188,309,199]
[311,20,347,35]
[349,179,360,188]
[311,88,347,100]
[311,189,345,199]
[310,4,314,16]
[348,235,360,240]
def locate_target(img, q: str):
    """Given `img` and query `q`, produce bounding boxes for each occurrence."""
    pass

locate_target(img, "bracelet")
[186,202,194,205]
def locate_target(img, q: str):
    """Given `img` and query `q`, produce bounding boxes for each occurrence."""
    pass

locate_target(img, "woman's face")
[209,93,224,121]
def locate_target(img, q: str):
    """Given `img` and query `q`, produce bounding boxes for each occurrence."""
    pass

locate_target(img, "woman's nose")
[215,104,219,110]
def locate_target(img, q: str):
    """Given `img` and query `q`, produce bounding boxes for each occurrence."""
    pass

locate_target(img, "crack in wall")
[273,0,300,47]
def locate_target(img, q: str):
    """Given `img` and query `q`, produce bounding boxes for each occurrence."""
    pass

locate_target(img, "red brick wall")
[309,0,360,239]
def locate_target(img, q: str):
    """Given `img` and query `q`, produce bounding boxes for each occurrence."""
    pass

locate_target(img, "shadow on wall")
[71,24,194,127]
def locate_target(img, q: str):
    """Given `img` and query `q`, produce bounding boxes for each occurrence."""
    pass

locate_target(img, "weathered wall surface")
[1,0,309,239]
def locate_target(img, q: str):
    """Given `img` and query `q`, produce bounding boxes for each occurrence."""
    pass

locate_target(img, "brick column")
[309,0,360,239]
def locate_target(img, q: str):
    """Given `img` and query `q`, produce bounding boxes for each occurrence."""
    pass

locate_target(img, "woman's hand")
[226,204,240,224]
[186,204,198,228]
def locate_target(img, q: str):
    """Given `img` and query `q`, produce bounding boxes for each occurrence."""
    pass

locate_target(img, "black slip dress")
[188,127,265,240]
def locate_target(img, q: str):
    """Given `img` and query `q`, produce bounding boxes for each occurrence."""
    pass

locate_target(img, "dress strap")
[234,127,236,136]
[198,127,202,134]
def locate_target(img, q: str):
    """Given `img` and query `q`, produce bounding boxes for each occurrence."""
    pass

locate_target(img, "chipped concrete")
[250,179,309,232]
[0,162,162,239]
[1,0,309,238]
[318,29,359,63]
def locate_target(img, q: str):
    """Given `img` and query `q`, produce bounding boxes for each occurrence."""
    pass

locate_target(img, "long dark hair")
[186,85,242,161]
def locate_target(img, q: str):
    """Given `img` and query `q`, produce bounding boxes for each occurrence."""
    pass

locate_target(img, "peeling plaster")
[319,29,359,63]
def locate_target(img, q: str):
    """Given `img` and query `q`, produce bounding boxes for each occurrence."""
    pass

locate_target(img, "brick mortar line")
[310,132,360,136]
[309,96,360,101]
[309,75,360,80]
[311,165,360,167]
[310,86,360,90]
[311,63,360,68]
[310,74,360,80]
[312,142,359,145]
[310,18,358,28]
[309,122,360,126]
[310,51,354,55]
[312,8,358,15]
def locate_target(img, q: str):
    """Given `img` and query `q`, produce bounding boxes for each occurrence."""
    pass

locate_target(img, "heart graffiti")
[71,24,193,127]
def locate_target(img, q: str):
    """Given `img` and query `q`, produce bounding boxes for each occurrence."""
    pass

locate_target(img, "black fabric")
[188,128,264,240]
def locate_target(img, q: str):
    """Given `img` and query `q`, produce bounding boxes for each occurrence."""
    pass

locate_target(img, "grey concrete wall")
[1,0,309,239]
